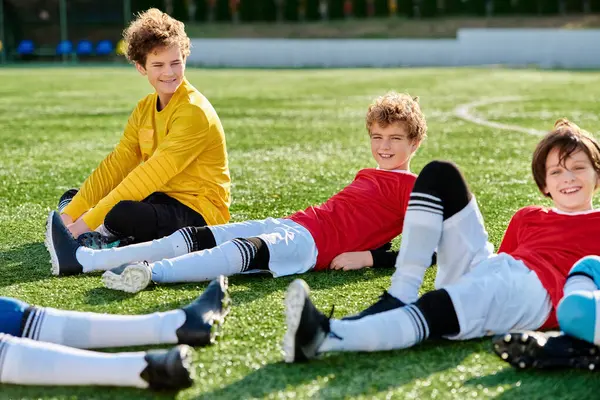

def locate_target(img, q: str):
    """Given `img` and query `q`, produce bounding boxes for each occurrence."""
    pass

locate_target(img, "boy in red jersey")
[50,8,231,251]
[46,92,429,293]
[281,118,600,364]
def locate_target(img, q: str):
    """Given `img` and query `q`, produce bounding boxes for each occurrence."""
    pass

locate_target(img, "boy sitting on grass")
[55,8,231,250]
[46,92,432,293]
[281,118,600,366]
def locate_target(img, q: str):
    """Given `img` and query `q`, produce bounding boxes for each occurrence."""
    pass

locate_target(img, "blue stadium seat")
[76,40,93,56]
[95,40,114,56]
[56,40,73,56]
[17,40,34,55]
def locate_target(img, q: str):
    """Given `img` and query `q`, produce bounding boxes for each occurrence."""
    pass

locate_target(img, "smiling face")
[544,148,600,212]
[369,122,420,171]
[136,45,185,109]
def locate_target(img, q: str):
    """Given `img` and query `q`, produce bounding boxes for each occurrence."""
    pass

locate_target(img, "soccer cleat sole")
[213,276,232,341]
[283,279,310,363]
[204,276,232,345]
[493,331,600,371]
[44,211,61,276]
[102,264,152,293]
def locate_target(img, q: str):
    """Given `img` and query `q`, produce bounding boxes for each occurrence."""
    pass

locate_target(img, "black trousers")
[104,193,208,243]
[60,190,207,244]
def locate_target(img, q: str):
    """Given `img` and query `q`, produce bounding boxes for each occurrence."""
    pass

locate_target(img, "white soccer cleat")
[102,262,153,293]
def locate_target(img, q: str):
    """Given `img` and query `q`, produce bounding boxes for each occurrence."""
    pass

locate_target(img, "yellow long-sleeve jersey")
[63,78,231,230]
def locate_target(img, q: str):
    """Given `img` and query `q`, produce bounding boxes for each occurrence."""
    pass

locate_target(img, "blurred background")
[1,0,600,66]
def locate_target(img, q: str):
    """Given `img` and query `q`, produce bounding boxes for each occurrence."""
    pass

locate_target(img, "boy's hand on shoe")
[67,218,91,239]
[330,251,373,271]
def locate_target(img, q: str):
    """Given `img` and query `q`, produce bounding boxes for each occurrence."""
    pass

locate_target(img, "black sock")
[413,160,472,220]
[414,289,460,338]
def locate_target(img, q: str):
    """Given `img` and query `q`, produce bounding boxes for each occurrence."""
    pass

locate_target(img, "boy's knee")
[420,160,460,179]
[415,161,466,192]
[0,297,29,336]
[557,291,597,344]
[569,255,600,287]
[414,161,471,219]
[104,200,145,236]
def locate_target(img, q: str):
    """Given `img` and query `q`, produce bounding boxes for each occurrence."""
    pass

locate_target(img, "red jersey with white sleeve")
[498,205,600,328]
[287,168,416,270]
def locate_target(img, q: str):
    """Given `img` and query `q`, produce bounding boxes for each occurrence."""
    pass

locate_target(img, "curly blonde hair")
[123,8,191,66]
[365,92,427,142]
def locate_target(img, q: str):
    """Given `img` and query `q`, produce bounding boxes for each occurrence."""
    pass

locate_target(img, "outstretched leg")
[0,334,193,390]
[0,277,229,349]
[284,257,550,362]
[102,218,316,294]
[47,210,275,277]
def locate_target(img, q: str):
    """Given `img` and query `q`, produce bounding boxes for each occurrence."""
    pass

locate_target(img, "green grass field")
[1,66,600,399]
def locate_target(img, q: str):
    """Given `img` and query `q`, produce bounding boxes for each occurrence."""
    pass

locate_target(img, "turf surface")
[1,66,600,399]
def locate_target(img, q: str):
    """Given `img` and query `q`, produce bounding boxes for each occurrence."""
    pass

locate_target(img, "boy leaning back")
[282,118,600,363]
[47,92,430,292]
[53,8,230,249]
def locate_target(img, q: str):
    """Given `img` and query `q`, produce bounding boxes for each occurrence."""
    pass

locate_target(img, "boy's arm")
[330,243,397,270]
[370,247,437,269]
[80,106,211,230]
[62,113,141,224]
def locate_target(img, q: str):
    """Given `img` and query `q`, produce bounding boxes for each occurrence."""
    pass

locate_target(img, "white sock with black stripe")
[151,238,259,283]
[19,306,186,349]
[318,305,428,353]
[58,199,72,214]
[388,193,444,304]
[76,228,192,273]
[0,334,149,388]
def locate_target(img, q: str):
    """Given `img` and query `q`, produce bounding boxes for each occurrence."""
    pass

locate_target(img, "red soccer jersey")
[498,206,600,329]
[287,168,416,270]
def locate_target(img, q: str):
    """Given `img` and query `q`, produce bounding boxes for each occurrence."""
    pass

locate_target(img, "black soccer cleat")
[141,345,194,391]
[57,188,78,213]
[44,210,84,276]
[493,330,600,371]
[342,291,405,321]
[175,275,231,347]
[282,279,331,363]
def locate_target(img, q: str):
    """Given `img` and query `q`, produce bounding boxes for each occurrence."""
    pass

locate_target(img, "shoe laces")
[327,305,335,319]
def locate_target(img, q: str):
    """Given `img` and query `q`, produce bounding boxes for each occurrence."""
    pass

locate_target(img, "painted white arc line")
[454,97,546,136]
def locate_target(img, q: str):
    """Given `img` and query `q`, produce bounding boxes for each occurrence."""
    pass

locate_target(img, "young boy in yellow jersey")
[52,8,231,249]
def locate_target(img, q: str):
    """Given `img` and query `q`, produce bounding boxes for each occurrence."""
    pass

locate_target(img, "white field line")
[453,97,546,136]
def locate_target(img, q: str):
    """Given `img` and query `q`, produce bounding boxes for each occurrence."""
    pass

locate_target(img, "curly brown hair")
[365,92,427,142]
[123,8,191,67]
[532,118,600,197]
